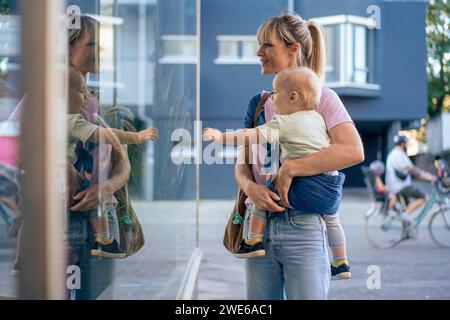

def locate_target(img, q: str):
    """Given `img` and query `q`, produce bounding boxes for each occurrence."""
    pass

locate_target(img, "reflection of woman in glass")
[65,15,134,299]
[67,15,130,213]
[67,67,158,258]
[234,14,365,299]
[9,15,136,298]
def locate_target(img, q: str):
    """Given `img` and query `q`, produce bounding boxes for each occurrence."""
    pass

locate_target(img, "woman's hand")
[70,183,111,211]
[203,128,222,142]
[273,162,293,208]
[245,181,285,212]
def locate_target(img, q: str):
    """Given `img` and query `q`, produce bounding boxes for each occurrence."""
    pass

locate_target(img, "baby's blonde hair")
[275,67,322,109]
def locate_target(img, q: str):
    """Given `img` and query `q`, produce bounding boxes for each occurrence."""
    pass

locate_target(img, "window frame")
[214,35,259,65]
[159,34,198,64]
[312,14,380,92]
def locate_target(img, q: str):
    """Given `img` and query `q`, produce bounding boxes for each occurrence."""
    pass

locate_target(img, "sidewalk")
[1,188,449,299]
[197,189,450,300]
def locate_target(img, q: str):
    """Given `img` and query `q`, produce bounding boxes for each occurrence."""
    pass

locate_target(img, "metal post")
[20,0,66,299]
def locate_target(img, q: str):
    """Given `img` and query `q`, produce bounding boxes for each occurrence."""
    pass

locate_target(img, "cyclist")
[386,135,436,220]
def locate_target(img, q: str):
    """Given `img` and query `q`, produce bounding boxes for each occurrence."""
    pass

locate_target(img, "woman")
[7,15,130,212]
[10,16,130,299]
[66,15,131,300]
[68,15,130,213]
[235,14,364,299]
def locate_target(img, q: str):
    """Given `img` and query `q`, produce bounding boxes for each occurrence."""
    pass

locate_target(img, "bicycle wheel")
[364,205,405,248]
[428,207,450,248]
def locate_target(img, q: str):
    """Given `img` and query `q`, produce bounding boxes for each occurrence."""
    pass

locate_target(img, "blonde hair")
[257,14,326,81]
[68,15,99,47]
[275,67,322,109]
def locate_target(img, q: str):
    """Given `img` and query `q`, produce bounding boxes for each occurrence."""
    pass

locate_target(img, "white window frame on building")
[312,15,380,92]
[159,34,197,64]
[214,35,259,64]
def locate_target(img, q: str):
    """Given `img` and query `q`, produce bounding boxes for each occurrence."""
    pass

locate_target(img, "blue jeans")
[67,203,119,300]
[244,208,330,300]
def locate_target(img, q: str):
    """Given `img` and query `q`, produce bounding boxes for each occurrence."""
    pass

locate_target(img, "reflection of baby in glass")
[67,68,158,258]
[204,67,350,279]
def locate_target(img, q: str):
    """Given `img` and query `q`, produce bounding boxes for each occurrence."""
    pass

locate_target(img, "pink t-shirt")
[0,96,26,167]
[245,87,354,208]
[7,94,117,204]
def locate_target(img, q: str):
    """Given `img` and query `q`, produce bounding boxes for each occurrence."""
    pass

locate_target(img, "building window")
[353,25,368,84]
[214,35,259,64]
[218,39,238,59]
[323,24,339,82]
[159,35,197,64]
[313,15,379,90]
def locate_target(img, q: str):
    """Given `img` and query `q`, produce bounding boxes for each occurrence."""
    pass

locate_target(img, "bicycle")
[362,160,450,249]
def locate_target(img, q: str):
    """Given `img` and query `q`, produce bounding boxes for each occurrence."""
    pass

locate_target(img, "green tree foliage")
[0,0,9,14]
[426,0,449,115]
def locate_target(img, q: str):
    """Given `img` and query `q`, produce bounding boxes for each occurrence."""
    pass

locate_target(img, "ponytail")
[307,20,326,81]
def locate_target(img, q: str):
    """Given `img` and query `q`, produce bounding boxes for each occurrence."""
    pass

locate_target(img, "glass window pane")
[0,5,20,299]
[91,0,197,299]
[2,0,68,299]
[183,40,196,56]
[165,40,184,56]
[163,38,196,58]
[218,40,238,58]
[354,70,367,83]
[354,25,367,83]
[324,25,334,71]
[241,40,258,58]
[345,23,353,83]
[323,25,340,82]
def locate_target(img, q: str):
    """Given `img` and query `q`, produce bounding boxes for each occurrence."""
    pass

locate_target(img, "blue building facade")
[1,0,428,200]
[200,0,428,198]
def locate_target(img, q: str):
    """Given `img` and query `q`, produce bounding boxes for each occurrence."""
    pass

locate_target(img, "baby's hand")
[203,128,222,142]
[138,127,159,142]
